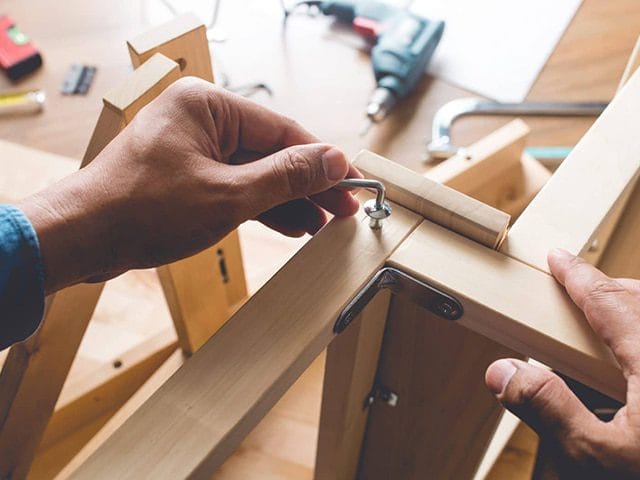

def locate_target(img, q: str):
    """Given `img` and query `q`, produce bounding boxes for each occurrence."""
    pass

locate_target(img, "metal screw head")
[434,299,462,320]
[364,199,392,229]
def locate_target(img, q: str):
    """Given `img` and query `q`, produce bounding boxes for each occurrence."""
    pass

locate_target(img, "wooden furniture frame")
[0,14,247,479]
[61,38,640,478]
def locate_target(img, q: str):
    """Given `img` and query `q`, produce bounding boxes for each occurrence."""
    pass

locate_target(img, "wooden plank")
[127,22,247,351]
[480,153,550,220]
[426,119,529,193]
[358,295,518,479]
[83,53,180,168]
[156,252,228,354]
[39,329,177,451]
[500,67,640,272]
[388,221,625,401]
[70,193,422,479]
[354,150,510,249]
[598,179,640,277]
[618,35,640,90]
[423,121,550,219]
[315,290,391,480]
[127,13,214,82]
[218,230,248,309]
[485,422,538,480]
[0,283,104,479]
[56,350,186,479]
[582,34,640,265]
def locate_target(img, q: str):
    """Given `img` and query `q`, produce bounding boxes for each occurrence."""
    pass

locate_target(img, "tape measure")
[0,15,42,81]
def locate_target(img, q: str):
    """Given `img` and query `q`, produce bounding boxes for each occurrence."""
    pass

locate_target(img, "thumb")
[485,359,604,443]
[237,143,349,215]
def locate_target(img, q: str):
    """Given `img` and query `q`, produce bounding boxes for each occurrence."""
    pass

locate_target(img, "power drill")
[288,1,445,133]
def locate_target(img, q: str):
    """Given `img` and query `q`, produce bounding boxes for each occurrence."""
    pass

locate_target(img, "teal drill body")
[317,0,445,122]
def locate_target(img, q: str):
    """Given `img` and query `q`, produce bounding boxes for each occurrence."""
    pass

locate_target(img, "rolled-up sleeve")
[0,204,45,350]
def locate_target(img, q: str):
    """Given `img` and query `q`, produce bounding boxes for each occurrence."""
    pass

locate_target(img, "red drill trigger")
[352,17,380,40]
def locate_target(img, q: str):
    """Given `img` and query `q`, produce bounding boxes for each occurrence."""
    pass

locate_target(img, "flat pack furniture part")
[316,140,540,480]
[0,15,247,479]
[71,62,640,478]
[57,117,547,477]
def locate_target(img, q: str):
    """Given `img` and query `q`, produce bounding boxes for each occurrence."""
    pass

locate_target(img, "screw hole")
[177,58,187,71]
[113,360,123,369]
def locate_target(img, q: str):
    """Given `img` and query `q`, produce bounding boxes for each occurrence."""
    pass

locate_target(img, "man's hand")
[485,248,640,478]
[17,77,362,293]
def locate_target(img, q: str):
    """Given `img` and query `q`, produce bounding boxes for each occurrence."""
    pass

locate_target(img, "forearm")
[16,165,116,295]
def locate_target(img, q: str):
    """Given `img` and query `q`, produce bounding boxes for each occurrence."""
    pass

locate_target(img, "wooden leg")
[218,230,248,311]
[157,250,230,355]
[315,290,391,480]
[0,283,104,479]
[357,294,520,479]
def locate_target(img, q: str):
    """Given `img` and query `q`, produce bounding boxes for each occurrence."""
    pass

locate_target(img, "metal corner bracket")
[333,267,463,334]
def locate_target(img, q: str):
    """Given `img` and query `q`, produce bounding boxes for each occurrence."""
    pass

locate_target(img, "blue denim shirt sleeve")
[0,204,45,350]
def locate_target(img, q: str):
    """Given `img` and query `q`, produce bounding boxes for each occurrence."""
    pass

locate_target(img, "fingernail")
[322,148,348,181]
[549,248,573,260]
[487,360,517,395]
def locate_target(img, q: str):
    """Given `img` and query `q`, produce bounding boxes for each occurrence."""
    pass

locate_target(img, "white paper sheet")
[411,0,583,101]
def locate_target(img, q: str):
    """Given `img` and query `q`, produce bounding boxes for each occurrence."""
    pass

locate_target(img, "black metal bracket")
[333,267,463,334]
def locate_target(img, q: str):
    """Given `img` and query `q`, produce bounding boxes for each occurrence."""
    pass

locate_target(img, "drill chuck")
[366,86,397,123]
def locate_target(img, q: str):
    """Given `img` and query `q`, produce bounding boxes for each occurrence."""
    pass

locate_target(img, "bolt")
[364,198,392,229]
[336,178,392,229]
[434,299,463,321]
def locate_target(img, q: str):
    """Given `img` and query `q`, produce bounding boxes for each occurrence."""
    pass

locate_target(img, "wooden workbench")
[2,0,639,166]
[1,1,639,478]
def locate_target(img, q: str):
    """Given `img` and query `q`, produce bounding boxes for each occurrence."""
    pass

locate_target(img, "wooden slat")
[354,150,511,249]
[70,193,422,479]
[39,329,177,451]
[582,34,640,266]
[500,67,640,272]
[156,252,228,354]
[618,35,640,91]
[56,350,186,479]
[0,283,104,479]
[127,17,247,351]
[127,13,213,82]
[426,119,529,192]
[424,121,550,219]
[358,295,518,479]
[388,221,624,401]
[315,290,391,480]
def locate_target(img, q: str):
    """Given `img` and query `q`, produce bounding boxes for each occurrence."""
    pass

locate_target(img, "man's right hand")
[18,77,362,294]
[486,249,640,478]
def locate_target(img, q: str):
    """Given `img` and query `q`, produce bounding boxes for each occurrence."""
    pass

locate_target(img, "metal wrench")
[426,98,608,161]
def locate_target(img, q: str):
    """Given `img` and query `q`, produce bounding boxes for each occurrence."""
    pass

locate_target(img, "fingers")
[548,249,640,376]
[233,143,355,219]
[205,82,320,153]
[258,199,327,236]
[310,189,360,217]
[486,359,605,448]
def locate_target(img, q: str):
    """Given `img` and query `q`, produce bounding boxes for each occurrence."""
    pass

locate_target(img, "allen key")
[338,178,392,229]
